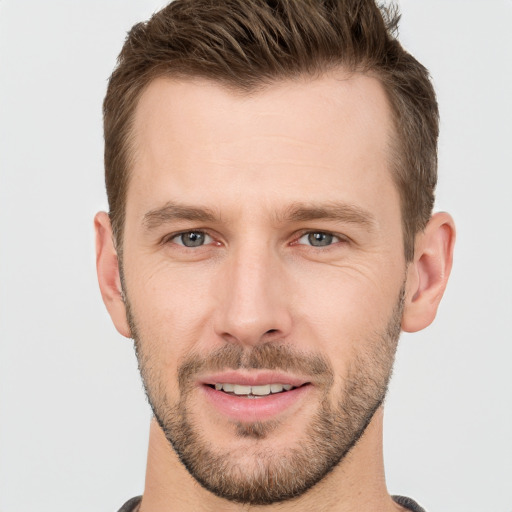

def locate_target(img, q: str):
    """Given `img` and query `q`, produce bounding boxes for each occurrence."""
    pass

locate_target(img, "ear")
[94,211,131,338]
[402,212,456,333]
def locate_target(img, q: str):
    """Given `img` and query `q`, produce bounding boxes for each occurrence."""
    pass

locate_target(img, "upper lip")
[199,370,309,388]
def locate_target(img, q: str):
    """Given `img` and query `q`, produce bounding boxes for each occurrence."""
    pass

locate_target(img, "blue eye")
[298,232,339,247]
[172,231,213,247]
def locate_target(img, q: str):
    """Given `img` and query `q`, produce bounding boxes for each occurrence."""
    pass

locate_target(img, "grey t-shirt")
[118,495,426,511]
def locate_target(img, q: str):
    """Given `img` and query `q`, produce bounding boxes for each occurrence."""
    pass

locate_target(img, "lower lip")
[201,385,311,423]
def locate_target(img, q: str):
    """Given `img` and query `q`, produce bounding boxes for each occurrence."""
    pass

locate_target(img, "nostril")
[265,329,278,335]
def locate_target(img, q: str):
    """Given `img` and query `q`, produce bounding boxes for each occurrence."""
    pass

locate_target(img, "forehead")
[127,72,398,223]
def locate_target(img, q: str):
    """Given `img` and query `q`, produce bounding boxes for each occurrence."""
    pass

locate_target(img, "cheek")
[292,265,397,335]
[290,263,402,377]
[124,259,218,360]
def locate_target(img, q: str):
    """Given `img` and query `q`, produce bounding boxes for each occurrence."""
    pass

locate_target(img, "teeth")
[251,384,271,396]
[233,384,251,395]
[214,383,296,396]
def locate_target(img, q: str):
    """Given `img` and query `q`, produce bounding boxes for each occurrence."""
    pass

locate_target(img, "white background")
[0,1,511,511]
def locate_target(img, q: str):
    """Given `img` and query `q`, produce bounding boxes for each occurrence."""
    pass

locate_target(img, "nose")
[213,244,292,347]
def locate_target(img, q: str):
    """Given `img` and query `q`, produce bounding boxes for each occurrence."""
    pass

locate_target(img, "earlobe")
[94,212,132,338]
[402,212,456,333]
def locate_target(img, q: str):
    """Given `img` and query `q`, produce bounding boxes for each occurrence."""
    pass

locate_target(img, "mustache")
[178,343,334,390]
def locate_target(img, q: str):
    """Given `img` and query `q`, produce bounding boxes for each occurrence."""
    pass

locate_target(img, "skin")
[95,72,455,511]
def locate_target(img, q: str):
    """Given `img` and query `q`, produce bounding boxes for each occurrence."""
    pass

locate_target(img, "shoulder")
[117,496,142,512]
[392,495,427,512]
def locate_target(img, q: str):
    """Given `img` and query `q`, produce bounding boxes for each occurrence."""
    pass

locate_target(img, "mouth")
[199,372,313,422]
[207,382,302,398]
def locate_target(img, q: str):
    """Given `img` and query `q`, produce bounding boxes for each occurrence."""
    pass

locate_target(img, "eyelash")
[294,231,345,248]
[163,229,348,250]
[164,230,214,248]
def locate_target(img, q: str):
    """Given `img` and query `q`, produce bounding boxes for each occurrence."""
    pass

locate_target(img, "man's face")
[121,74,407,504]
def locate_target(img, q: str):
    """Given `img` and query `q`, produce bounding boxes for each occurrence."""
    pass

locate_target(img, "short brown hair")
[104,0,438,261]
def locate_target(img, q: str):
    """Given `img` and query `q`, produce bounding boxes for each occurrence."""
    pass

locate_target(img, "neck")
[139,408,404,512]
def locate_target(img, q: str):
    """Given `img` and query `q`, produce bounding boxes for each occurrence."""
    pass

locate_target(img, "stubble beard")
[125,288,404,506]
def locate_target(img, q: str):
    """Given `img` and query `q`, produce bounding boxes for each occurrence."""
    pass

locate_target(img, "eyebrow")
[279,201,376,229]
[142,200,376,231]
[143,202,218,230]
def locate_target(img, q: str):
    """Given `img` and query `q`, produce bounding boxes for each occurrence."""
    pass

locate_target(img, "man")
[95,0,455,510]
